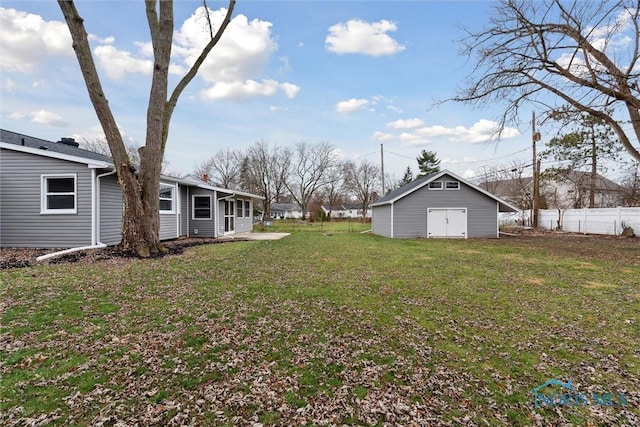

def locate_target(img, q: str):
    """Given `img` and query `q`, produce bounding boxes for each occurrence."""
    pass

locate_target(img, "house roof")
[1,129,264,199]
[271,203,301,211]
[179,175,264,200]
[1,129,113,164]
[322,203,361,211]
[371,169,519,212]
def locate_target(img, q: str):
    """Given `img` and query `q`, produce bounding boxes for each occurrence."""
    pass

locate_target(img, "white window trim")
[159,182,176,214]
[236,198,244,218]
[428,181,443,190]
[244,200,251,218]
[445,181,460,190]
[41,174,77,214]
[192,195,212,220]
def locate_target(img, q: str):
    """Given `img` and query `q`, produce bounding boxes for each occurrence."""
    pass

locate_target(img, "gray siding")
[180,186,189,237]
[189,188,216,237]
[159,214,179,240]
[0,149,93,248]
[372,204,392,237]
[392,176,498,238]
[159,182,180,241]
[235,198,253,234]
[99,174,122,246]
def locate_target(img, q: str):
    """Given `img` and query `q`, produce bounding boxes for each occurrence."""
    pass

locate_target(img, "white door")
[427,208,467,238]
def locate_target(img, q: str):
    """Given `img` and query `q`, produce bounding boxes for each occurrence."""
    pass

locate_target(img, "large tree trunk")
[59,0,235,257]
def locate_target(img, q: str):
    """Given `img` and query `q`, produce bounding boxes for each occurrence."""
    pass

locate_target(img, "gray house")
[370,170,518,239]
[0,129,262,248]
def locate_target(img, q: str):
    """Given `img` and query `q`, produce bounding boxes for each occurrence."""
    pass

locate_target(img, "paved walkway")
[226,232,290,241]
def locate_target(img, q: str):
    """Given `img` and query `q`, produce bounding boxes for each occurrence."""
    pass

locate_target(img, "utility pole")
[380,143,385,195]
[532,111,541,228]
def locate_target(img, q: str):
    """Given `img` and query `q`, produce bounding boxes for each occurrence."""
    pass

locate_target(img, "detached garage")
[370,170,518,239]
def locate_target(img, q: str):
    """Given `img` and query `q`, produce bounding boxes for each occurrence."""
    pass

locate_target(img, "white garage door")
[427,208,467,238]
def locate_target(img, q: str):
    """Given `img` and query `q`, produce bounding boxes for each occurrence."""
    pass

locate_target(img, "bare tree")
[320,162,347,219]
[58,0,235,256]
[344,159,380,218]
[453,0,640,162]
[620,161,640,206]
[285,142,338,220]
[193,148,242,188]
[242,140,291,220]
[82,137,179,176]
[478,161,536,211]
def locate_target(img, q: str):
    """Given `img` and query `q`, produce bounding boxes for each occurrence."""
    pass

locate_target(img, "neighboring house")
[541,170,624,209]
[320,203,371,219]
[479,176,534,210]
[480,170,624,210]
[270,203,305,219]
[0,129,263,248]
[370,170,519,239]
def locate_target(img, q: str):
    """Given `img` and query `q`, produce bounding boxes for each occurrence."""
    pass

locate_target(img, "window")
[192,195,211,219]
[445,181,460,190]
[428,181,443,190]
[244,200,251,218]
[159,183,174,213]
[41,174,77,214]
[236,200,244,218]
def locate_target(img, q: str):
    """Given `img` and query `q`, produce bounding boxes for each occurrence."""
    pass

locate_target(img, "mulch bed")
[0,238,226,270]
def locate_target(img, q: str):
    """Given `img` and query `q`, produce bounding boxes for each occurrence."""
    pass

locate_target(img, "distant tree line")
[192,140,382,220]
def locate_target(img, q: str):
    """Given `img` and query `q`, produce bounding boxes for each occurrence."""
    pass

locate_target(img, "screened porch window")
[41,174,77,214]
[236,199,244,218]
[244,200,251,217]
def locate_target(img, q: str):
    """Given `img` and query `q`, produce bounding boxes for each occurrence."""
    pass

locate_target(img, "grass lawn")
[1,228,639,425]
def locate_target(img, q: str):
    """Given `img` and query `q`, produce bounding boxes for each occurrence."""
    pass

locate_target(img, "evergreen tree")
[416,150,441,178]
[398,166,414,187]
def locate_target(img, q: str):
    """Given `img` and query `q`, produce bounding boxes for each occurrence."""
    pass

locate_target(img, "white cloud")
[335,98,369,113]
[9,111,27,119]
[202,79,300,101]
[372,131,394,141]
[173,7,297,101]
[376,119,521,147]
[0,8,73,73]
[94,45,153,79]
[174,9,277,84]
[387,118,424,129]
[30,110,69,127]
[399,132,431,146]
[2,78,16,92]
[326,19,405,56]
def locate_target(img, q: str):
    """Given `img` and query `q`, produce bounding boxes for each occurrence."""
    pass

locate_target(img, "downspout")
[91,169,97,246]
[176,184,181,238]
[187,186,190,237]
[496,202,499,238]
[212,190,216,238]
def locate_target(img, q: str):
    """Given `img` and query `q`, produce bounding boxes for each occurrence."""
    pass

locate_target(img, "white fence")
[501,207,640,236]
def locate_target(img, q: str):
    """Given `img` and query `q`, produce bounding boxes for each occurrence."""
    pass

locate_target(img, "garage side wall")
[393,177,498,238]
[371,204,392,237]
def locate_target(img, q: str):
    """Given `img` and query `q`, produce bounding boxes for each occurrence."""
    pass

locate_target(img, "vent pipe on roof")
[57,137,79,147]
[21,138,25,146]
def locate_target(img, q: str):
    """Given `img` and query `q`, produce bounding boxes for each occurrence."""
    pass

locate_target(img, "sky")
[0,0,630,184]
